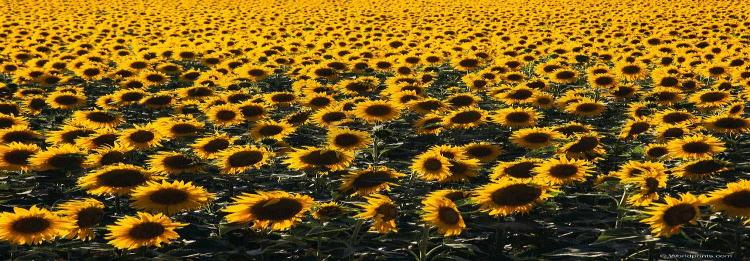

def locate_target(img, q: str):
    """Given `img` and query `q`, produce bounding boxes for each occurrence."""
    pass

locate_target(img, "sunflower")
[223,191,314,231]
[648,87,683,105]
[622,171,667,207]
[672,159,729,180]
[355,194,398,233]
[284,146,353,171]
[46,124,96,145]
[411,152,452,181]
[445,93,481,108]
[654,123,690,141]
[191,133,235,159]
[421,197,465,236]
[140,91,175,109]
[610,160,663,179]
[414,113,444,135]
[491,158,543,180]
[112,89,147,106]
[265,92,298,106]
[0,206,72,245]
[47,92,86,110]
[106,212,186,250]
[0,114,28,130]
[558,132,605,159]
[78,163,162,196]
[250,120,296,141]
[619,118,652,139]
[609,84,640,99]
[283,109,312,127]
[564,99,606,117]
[237,101,269,121]
[497,86,537,105]
[461,142,501,163]
[666,134,725,159]
[207,104,245,127]
[425,189,471,204]
[549,68,579,84]
[689,90,731,109]
[553,122,592,136]
[178,86,215,101]
[148,151,201,175]
[76,128,120,150]
[353,100,401,123]
[156,116,205,138]
[84,143,131,168]
[118,124,164,150]
[303,94,335,110]
[131,180,214,215]
[311,106,351,127]
[70,110,123,129]
[312,202,347,220]
[409,98,446,114]
[442,157,481,183]
[510,127,562,149]
[472,178,554,217]
[534,156,593,185]
[340,166,405,196]
[55,198,105,241]
[706,179,750,218]
[703,115,750,134]
[327,127,372,151]
[644,143,670,160]
[615,62,648,80]
[493,107,540,128]
[29,144,86,171]
[0,142,41,171]
[215,145,273,175]
[641,193,703,237]
[588,73,619,89]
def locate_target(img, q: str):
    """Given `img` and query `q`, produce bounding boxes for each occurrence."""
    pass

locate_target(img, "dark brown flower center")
[364,104,393,116]
[334,133,361,148]
[96,169,147,187]
[215,110,237,121]
[437,207,460,225]
[505,112,531,123]
[3,149,34,165]
[491,184,542,206]
[129,130,155,143]
[682,141,710,154]
[300,150,343,166]
[76,207,104,228]
[375,203,398,221]
[423,158,443,172]
[549,164,579,178]
[12,216,50,234]
[162,155,195,169]
[128,222,165,240]
[202,139,230,153]
[258,125,283,136]
[522,132,551,144]
[662,204,696,226]
[149,188,189,205]
[450,111,482,124]
[351,170,392,190]
[228,150,264,167]
[722,190,750,208]
[251,198,303,221]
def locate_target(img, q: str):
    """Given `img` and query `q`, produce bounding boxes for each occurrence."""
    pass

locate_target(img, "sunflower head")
[106,212,186,249]
[223,191,314,231]
[641,193,703,237]
[0,206,73,245]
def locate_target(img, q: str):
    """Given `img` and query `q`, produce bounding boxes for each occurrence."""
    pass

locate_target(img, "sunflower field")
[1,0,750,259]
